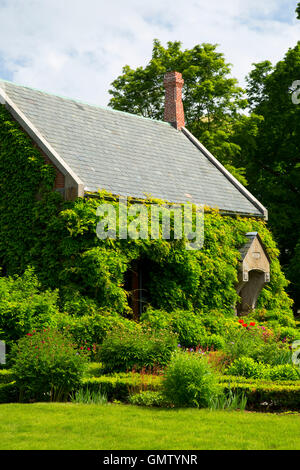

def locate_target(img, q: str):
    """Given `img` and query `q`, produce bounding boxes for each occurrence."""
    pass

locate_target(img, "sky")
[0,0,299,107]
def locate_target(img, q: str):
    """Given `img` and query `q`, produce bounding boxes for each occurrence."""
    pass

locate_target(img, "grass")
[0,403,300,450]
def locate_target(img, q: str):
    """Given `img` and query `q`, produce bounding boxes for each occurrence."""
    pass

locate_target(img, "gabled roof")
[0,79,267,218]
[239,232,271,262]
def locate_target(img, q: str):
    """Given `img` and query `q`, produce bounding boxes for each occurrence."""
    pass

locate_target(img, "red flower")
[238,319,244,324]
[242,323,248,327]
[250,322,255,326]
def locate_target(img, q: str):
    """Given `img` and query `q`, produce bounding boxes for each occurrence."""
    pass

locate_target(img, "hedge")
[218,375,300,410]
[1,370,300,409]
[0,369,13,384]
[81,373,163,401]
[0,382,18,403]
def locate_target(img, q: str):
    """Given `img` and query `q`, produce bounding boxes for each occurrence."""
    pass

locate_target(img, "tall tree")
[108,40,254,185]
[244,42,300,311]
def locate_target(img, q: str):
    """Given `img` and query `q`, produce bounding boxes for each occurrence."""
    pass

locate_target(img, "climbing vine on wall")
[0,104,294,324]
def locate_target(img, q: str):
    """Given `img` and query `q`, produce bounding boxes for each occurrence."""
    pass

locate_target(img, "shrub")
[199,334,225,351]
[226,357,269,379]
[223,321,274,361]
[252,342,292,366]
[0,369,13,384]
[141,308,206,347]
[0,267,59,345]
[129,391,167,407]
[269,364,300,382]
[275,326,300,343]
[86,362,104,377]
[226,357,300,381]
[0,382,18,403]
[54,311,137,354]
[11,328,88,401]
[97,325,177,373]
[162,351,220,408]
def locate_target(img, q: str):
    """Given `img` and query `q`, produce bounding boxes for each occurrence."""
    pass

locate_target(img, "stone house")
[0,72,270,314]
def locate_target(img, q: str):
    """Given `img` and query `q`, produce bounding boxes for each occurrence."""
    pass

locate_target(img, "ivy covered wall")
[0,104,294,324]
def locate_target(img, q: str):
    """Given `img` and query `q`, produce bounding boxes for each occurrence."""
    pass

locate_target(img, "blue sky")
[0,0,298,106]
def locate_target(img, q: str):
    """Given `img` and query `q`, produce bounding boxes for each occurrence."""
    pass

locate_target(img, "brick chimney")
[163,71,185,130]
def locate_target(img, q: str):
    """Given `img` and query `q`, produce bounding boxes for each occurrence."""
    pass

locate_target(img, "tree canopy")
[108,39,253,185]
[244,43,300,310]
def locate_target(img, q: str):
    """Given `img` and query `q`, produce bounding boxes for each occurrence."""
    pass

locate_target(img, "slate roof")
[239,232,271,262]
[0,79,265,217]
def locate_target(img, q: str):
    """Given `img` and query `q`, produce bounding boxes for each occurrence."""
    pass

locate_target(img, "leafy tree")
[108,39,253,184]
[244,43,300,310]
[296,2,300,19]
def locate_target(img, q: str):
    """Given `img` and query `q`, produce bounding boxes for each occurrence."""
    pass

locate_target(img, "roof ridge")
[0,77,170,126]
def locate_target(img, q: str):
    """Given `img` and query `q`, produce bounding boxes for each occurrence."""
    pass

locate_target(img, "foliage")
[81,372,162,401]
[223,321,275,361]
[108,39,254,184]
[86,362,104,377]
[269,364,300,382]
[97,325,177,372]
[11,328,88,401]
[209,387,247,411]
[162,350,220,408]
[0,267,59,345]
[0,95,294,345]
[70,387,107,405]
[141,308,206,347]
[129,390,167,407]
[219,378,300,411]
[0,382,18,403]
[274,326,300,343]
[226,357,300,381]
[0,369,13,384]
[226,356,268,379]
[54,310,137,354]
[244,42,300,309]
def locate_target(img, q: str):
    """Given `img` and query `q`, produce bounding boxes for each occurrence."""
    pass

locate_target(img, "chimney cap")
[164,71,184,85]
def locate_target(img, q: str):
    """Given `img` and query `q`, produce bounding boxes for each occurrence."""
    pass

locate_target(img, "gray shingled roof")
[0,79,264,217]
[239,232,271,261]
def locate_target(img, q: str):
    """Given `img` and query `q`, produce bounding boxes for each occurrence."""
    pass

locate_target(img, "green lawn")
[0,403,299,450]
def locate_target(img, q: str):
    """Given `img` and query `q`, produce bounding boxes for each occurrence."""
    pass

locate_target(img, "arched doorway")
[236,269,267,315]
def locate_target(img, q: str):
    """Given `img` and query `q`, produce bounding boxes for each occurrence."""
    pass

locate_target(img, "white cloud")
[0,0,298,106]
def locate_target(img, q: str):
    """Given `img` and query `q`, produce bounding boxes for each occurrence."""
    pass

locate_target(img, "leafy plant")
[226,356,269,379]
[97,325,177,373]
[162,350,220,408]
[129,390,167,407]
[11,328,88,401]
[71,387,107,405]
[209,386,247,411]
[0,267,59,346]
